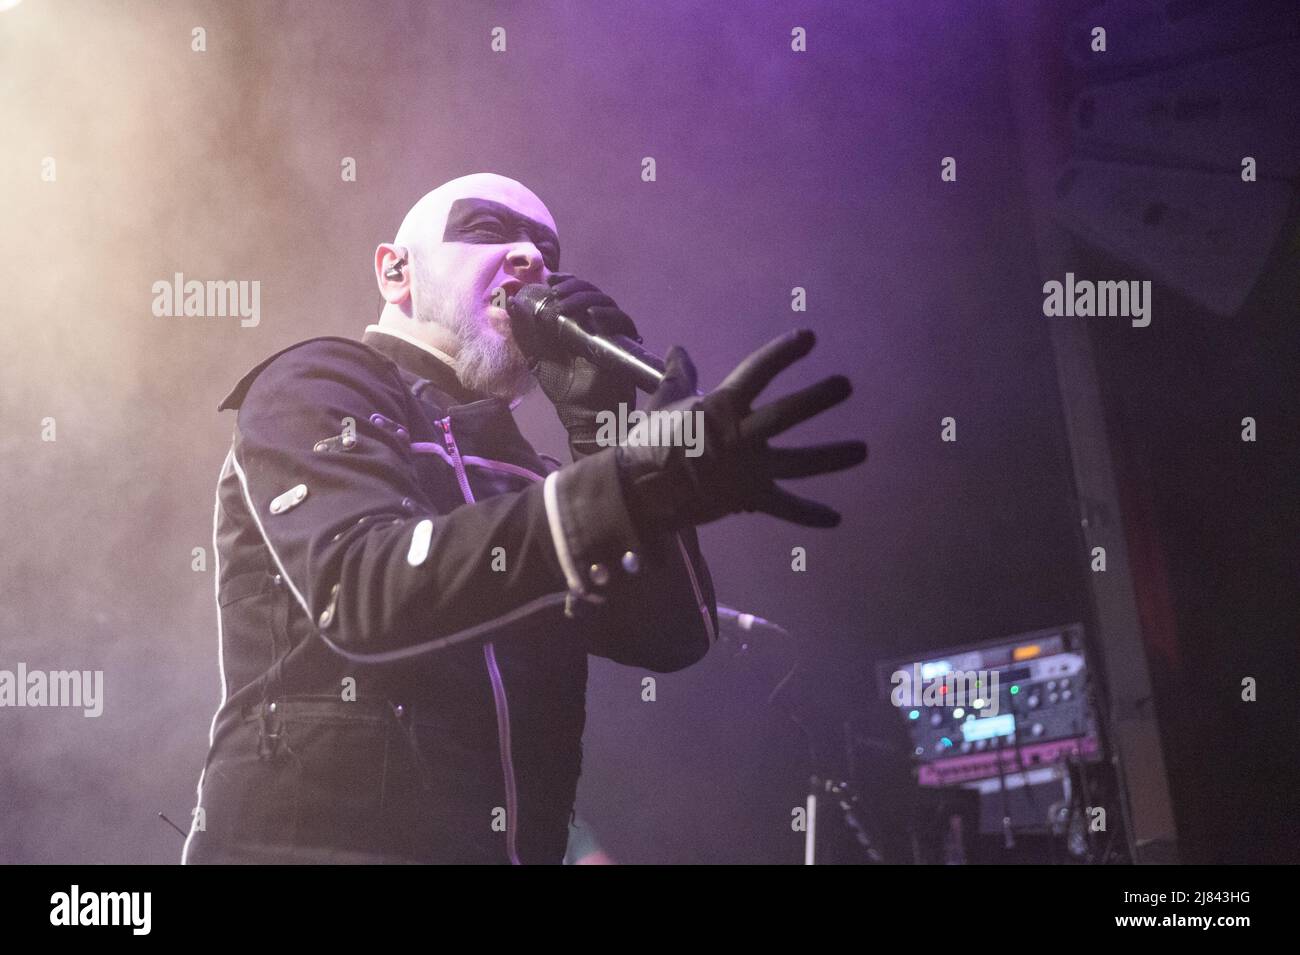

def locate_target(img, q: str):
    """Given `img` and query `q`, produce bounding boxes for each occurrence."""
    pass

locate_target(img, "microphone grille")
[510,283,556,318]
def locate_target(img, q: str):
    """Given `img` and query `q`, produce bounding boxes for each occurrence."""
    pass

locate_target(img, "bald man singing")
[183,173,866,864]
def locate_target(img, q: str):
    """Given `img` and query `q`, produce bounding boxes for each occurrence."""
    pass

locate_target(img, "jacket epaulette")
[217,335,398,412]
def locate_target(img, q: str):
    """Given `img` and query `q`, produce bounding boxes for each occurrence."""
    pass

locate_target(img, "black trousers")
[183,697,516,864]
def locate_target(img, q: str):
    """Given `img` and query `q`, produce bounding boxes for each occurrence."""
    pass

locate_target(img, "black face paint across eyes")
[442,197,561,272]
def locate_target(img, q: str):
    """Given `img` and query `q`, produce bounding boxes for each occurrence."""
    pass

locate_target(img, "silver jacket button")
[621,550,640,574]
[270,483,308,514]
[318,583,340,628]
[588,562,610,587]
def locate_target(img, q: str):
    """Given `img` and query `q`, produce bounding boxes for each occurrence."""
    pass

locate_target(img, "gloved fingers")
[586,305,640,341]
[751,485,842,528]
[545,274,592,296]
[740,374,852,444]
[648,345,699,409]
[716,329,816,408]
[553,290,619,322]
[542,274,640,338]
[762,440,868,479]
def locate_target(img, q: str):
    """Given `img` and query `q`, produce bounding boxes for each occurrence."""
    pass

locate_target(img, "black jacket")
[182,326,718,864]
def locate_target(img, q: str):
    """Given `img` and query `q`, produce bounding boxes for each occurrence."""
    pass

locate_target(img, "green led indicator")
[1010,685,1020,695]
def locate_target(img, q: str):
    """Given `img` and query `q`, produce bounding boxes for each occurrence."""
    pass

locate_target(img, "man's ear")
[375,243,411,303]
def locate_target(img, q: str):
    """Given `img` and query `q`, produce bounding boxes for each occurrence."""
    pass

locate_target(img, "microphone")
[508,283,671,394]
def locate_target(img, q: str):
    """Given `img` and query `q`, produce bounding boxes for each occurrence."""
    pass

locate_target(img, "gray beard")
[416,283,536,403]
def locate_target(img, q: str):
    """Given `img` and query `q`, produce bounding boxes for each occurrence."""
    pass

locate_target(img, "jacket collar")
[362,326,547,472]
[361,325,488,407]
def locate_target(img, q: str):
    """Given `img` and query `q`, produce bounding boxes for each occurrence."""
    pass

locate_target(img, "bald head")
[394,173,558,265]
[374,173,559,403]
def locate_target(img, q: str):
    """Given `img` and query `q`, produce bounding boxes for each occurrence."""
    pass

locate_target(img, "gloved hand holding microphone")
[508,271,641,461]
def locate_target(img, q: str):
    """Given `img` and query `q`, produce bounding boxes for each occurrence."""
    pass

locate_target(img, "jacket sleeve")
[579,523,718,673]
[228,339,646,654]
[543,447,719,674]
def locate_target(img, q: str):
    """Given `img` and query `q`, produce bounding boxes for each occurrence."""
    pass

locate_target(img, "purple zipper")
[438,417,477,505]
[439,415,521,866]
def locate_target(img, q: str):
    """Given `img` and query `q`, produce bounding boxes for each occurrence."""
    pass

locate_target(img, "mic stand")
[805,775,884,865]
[746,613,883,865]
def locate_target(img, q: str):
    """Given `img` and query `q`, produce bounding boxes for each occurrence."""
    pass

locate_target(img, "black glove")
[507,272,640,459]
[614,329,868,535]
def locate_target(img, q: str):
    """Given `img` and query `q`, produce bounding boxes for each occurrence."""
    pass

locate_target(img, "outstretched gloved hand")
[614,328,868,536]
